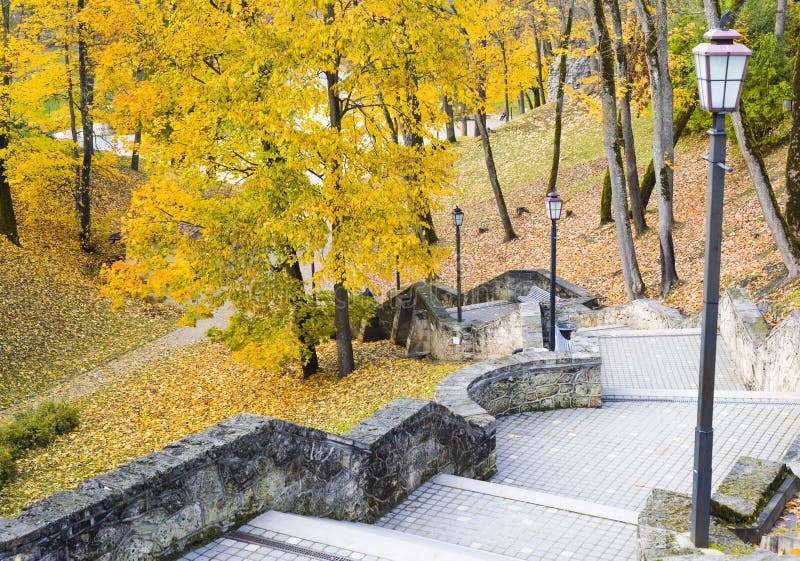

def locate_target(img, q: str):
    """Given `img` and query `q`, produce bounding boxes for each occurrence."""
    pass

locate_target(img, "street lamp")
[452,206,464,322]
[545,192,563,351]
[690,22,751,549]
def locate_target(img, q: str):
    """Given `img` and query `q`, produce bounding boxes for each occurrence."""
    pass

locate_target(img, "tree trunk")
[443,97,457,142]
[600,169,613,224]
[398,46,438,245]
[518,90,526,115]
[608,0,645,235]
[775,0,787,39]
[591,0,645,300]
[286,260,319,379]
[77,0,93,252]
[324,3,355,377]
[734,104,800,276]
[131,68,143,171]
[499,39,510,120]
[530,19,546,105]
[547,0,574,195]
[702,0,800,277]
[786,35,800,238]
[0,0,18,246]
[632,0,678,296]
[641,103,695,209]
[531,89,540,108]
[475,108,518,242]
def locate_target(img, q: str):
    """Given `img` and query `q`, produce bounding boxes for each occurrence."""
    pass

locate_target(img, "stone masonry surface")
[172,329,799,561]
[434,336,602,429]
[719,288,800,392]
[0,399,493,561]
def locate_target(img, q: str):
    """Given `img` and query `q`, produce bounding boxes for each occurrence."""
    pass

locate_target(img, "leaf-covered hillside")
[412,100,800,322]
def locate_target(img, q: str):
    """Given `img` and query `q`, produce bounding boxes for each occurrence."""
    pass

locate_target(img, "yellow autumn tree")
[102,0,453,377]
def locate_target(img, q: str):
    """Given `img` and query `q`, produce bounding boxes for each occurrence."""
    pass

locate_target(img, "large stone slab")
[711,457,788,524]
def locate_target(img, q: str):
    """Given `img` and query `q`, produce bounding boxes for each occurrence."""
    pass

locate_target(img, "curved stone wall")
[435,336,602,426]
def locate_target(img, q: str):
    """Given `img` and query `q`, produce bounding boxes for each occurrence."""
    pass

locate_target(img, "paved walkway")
[178,329,800,561]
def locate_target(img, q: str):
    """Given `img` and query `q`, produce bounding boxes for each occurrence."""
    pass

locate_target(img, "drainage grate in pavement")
[227,530,354,561]
[605,395,800,406]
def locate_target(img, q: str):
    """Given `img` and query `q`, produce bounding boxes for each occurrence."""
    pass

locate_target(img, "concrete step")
[243,510,519,561]
[433,474,639,524]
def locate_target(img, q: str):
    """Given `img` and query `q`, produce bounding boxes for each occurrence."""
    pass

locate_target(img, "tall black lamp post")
[690,22,751,548]
[452,206,464,322]
[545,192,563,351]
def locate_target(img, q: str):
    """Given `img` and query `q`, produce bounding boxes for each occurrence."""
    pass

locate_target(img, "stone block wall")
[383,273,598,361]
[718,288,800,392]
[435,337,602,427]
[578,298,690,330]
[469,360,602,417]
[719,288,770,389]
[0,400,493,561]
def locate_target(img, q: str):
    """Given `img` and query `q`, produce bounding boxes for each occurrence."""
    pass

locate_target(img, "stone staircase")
[175,329,800,561]
[181,473,638,561]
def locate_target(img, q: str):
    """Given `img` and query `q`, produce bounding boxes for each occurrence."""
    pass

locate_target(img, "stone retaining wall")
[719,289,800,392]
[579,298,692,330]
[435,337,602,427]
[636,433,800,561]
[0,399,493,561]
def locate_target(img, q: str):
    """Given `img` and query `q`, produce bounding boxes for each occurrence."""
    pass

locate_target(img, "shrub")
[0,445,15,485]
[0,401,80,457]
[0,401,79,491]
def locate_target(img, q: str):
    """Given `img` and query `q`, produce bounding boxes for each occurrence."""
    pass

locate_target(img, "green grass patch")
[452,100,654,203]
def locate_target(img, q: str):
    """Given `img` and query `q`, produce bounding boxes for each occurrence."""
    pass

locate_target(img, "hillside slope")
[424,100,798,321]
[0,174,179,410]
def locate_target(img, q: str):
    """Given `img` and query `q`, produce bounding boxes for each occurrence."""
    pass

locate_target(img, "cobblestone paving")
[598,332,742,391]
[180,523,391,561]
[376,483,636,561]
[493,401,800,511]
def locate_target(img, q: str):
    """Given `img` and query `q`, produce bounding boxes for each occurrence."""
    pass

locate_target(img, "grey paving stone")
[599,333,742,391]
[174,527,394,561]
[377,482,636,561]
[492,401,800,511]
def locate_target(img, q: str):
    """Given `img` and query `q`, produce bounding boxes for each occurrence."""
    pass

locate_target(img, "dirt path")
[0,304,233,421]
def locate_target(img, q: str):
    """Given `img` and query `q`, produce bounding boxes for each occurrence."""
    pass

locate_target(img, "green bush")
[740,34,793,147]
[0,445,15,485]
[0,401,79,491]
[0,401,80,457]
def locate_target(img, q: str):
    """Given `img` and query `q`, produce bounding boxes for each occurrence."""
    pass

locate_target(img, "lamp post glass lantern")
[545,192,562,351]
[452,207,464,323]
[689,23,750,549]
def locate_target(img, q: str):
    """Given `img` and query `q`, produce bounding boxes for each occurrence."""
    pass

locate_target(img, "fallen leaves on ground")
[0,235,179,409]
[372,99,796,321]
[0,339,462,517]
